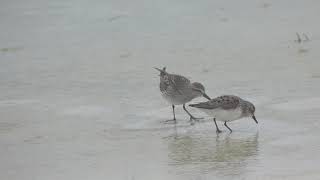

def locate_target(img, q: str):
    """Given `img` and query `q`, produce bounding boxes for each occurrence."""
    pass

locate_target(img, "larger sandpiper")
[155,67,211,122]
[189,95,258,132]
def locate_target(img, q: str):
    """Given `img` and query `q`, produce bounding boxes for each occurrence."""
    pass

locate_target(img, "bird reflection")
[167,131,259,177]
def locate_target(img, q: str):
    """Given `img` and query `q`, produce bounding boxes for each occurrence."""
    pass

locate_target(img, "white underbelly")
[201,108,242,122]
[161,92,193,105]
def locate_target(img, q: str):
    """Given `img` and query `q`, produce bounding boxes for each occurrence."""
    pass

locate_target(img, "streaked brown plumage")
[155,67,211,122]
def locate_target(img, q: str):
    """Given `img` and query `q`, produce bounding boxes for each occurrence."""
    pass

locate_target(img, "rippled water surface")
[1,0,320,179]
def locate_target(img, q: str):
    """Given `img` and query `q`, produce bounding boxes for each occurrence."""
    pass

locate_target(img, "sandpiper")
[189,95,258,133]
[155,67,211,122]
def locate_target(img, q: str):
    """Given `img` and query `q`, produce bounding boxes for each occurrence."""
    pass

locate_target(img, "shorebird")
[189,95,258,133]
[155,67,211,122]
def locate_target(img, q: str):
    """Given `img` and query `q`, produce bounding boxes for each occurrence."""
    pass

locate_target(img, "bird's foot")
[189,116,203,122]
[164,119,177,124]
[216,129,222,134]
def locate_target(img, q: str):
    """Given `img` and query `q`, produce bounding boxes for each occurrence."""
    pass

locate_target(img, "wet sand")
[1,0,320,179]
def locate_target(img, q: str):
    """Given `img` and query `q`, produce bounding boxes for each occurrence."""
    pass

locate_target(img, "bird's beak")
[252,115,258,124]
[202,93,211,100]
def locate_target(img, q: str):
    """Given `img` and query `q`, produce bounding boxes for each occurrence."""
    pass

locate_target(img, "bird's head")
[243,101,258,124]
[191,82,211,100]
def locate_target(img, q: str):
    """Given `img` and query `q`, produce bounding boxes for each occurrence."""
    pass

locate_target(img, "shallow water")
[1,0,320,179]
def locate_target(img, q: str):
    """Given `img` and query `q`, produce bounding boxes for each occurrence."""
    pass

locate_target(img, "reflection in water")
[167,130,259,177]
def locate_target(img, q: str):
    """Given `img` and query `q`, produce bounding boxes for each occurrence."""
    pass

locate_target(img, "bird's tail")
[154,67,168,76]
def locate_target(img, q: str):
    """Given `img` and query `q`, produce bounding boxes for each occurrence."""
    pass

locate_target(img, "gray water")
[1,0,320,179]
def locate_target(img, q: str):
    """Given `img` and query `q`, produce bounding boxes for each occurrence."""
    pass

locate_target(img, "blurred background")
[1,0,320,179]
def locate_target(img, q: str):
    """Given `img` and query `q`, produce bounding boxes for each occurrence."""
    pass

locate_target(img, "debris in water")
[295,32,310,43]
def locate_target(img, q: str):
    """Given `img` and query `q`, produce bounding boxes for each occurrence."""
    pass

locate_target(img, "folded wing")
[189,95,240,110]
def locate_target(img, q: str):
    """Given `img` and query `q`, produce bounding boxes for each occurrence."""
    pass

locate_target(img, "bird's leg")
[183,104,203,121]
[165,105,176,123]
[224,121,232,133]
[214,118,222,133]
[172,105,176,120]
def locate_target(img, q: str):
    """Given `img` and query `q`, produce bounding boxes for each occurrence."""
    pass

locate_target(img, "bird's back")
[160,73,190,92]
[159,73,194,105]
[189,95,241,110]
[189,95,244,121]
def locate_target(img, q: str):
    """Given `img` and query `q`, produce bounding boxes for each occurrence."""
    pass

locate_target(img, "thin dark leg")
[214,118,222,133]
[183,104,203,121]
[172,105,176,120]
[224,121,232,132]
[165,105,176,123]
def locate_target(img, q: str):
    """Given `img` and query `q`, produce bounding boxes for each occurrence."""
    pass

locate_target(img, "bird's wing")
[163,74,190,95]
[189,95,240,110]
[170,74,190,88]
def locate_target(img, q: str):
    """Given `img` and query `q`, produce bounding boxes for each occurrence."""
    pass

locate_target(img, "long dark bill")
[203,93,211,100]
[252,115,258,124]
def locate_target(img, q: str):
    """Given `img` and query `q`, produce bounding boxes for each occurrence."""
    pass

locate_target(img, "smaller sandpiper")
[189,95,258,133]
